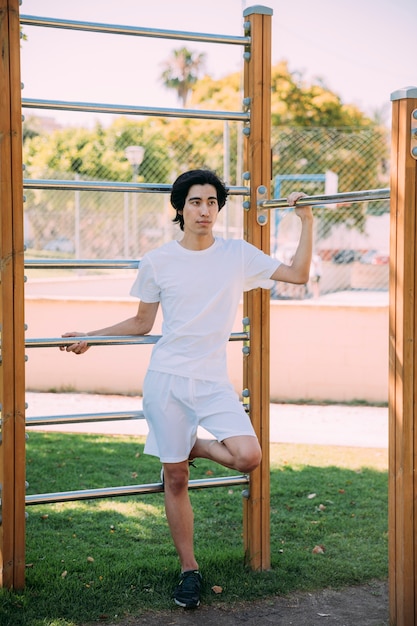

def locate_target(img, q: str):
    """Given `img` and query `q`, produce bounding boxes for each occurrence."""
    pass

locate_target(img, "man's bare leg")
[162,437,261,572]
[190,435,261,473]
[163,460,199,573]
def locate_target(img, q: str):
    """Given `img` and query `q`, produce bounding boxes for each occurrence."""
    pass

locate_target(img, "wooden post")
[242,5,273,571]
[0,0,26,589]
[389,86,417,625]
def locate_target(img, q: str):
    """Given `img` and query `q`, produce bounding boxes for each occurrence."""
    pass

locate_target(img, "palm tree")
[160,47,206,107]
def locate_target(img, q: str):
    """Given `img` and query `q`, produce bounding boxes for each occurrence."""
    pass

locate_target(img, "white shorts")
[142,370,256,463]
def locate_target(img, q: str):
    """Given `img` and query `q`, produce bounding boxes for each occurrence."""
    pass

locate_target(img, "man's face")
[180,184,219,237]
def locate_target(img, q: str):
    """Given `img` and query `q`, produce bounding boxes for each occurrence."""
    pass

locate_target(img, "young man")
[62,169,313,609]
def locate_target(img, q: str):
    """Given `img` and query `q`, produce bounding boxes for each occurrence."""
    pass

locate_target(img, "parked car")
[332,249,358,264]
[43,237,75,253]
[359,250,389,265]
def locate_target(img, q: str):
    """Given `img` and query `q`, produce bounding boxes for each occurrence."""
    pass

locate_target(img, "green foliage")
[23,60,385,188]
[270,61,370,128]
[24,119,171,184]
[22,60,389,246]
[0,433,388,625]
[192,71,242,111]
[22,115,44,143]
[267,61,390,233]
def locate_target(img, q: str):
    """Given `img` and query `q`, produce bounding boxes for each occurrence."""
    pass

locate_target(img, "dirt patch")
[91,580,388,626]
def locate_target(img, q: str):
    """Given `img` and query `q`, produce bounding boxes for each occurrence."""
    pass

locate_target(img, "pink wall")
[24,290,388,404]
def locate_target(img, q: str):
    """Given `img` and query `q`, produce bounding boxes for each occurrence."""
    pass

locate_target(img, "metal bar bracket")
[256,185,269,225]
[411,109,417,160]
[242,388,250,414]
[242,316,250,355]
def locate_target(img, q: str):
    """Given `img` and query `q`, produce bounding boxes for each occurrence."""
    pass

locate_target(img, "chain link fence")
[270,127,390,298]
[23,119,389,296]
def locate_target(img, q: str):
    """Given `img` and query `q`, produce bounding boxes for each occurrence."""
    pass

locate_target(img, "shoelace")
[176,571,201,598]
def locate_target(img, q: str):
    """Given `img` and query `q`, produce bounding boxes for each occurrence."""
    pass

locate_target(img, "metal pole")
[258,187,390,210]
[25,475,249,506]
[24,331,249,349]
[132,163,138,257]
[22,97,249,122]
[23,178,249,196]
[20,14,250,47]
[74,173,80,258]
[223,120,230,238]
[123,192,129,258]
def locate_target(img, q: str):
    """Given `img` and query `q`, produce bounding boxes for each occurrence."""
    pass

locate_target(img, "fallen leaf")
[318,504,326,511]
[61,570,68,578]
[307,493,317,499]
[25,563,34,568]
[312,545,325,554]
[87,556,94,563]
[40,514,49,520]
[211,585,223,594]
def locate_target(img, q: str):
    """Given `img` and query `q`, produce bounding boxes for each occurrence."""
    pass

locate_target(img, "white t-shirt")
[130,237,280,382]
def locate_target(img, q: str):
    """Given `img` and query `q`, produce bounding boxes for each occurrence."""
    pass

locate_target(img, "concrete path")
[25,392,388,448]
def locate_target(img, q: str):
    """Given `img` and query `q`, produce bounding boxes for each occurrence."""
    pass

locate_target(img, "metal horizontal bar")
[23,179,249,196]
[20,14,250,46]
[22,98,249,122]
[25,474,250,505]
[26,335,161,348]
[258,188,390,210]
[25,410,145,427]
[24,179,172,193]
[25,332,249,349]
[24,259,140,269]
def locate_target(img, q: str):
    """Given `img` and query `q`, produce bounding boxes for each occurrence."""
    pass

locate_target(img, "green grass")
[0,433,388,626]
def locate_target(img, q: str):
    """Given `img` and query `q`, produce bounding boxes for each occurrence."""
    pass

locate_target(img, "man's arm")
[270,192,313,285]
[61,300,159,355]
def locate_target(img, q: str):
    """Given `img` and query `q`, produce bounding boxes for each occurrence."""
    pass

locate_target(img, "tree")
[23,60,389,240]
[189,61,389,235]
[22,115,43,143]
[160,47,206,107]
[266,61,390,231]
[23,119,172,184]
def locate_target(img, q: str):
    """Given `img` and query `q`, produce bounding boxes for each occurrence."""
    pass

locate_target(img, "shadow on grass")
[0,432,388,626]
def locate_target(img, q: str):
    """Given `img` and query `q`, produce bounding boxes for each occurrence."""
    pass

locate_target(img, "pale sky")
[20,0,416,128]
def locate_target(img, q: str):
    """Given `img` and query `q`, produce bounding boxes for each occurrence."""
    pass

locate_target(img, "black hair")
[171,169,228,231]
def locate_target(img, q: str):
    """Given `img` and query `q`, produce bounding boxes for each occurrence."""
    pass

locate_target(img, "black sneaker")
[173,570,202,608]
